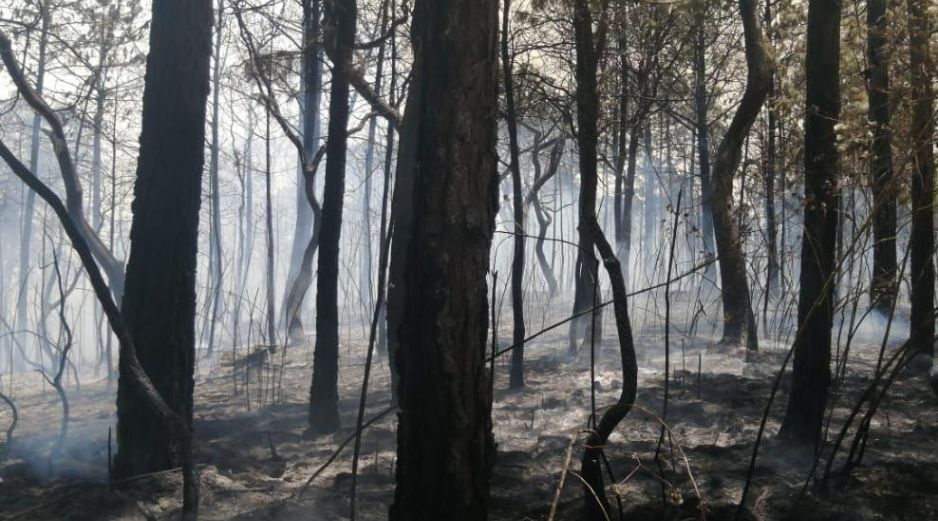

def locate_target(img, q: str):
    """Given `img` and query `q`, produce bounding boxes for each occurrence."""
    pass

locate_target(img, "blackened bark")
[388,0,498,517]
[308,0,357,435]
[526,137,563,296]
[867,0,897,314]
[580,219,637,521]
[503,0,525,390]
[779,0,841,448]
[763,0,780,298]
[613,30,628,249]
[622,125,640,276]
[709,0,769,351]
[568,0,604,357]
[694,23,716,271]
[114,0,212,478]
[907,0,935,358]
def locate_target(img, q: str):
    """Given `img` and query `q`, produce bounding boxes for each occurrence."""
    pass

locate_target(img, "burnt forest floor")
[1,298,937,521]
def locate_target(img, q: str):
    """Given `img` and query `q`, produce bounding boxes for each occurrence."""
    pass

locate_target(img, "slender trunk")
[763,0,780,300]
[568,0,603,357]
[779,0,841,447]
[503,0,525,390]
[907,0,935,358]
[709,0,769,351]
[377,0,398,364]
[694,23,716,275]
[527,137,563,296]
[867,0,897,314]
[264,108,276,346]
[207,0,225,356]
[284,0,324,340]
[308,0,357,435]
[15,9,49,370]
[580,219,637,521]
[613,29,628,250]
[283,0,322,340]
[359,0,390,322]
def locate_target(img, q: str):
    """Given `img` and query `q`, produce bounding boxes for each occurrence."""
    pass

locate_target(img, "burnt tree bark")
[763,0,780,299]
[502,0,526,390]
[580,218,637,521]
[907,0,935,360]
[709,0,770,351]
[308,0,357,435]
[114,0,212,478]
[779,0,841,448]
[867,0,897,314]
[693,21,717,275]
[387,0,499,517]
[568,0,606,357]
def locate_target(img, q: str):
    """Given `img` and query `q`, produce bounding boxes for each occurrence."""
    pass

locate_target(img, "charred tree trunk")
[613,30,628,251]
[502,0,525,390]
[622,124,640,280]
[114,0,212,478]
[568,0,604,357]
[284,0,324,341]
[709,0,769,351]
[693,22,716,274]
[907,0,935,359]
[763,0,780,299]
[580,219,637,521]
[308,0,357,435]
[778,0,841,448]
[526,137,563,296]
[867,0,897,314]
[387,0,499,518]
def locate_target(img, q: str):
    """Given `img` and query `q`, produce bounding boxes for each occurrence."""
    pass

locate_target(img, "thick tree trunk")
[779,0,841,448]
[308,0,357,435]
[867,0,897,314]
[709,0,769,351]
[907,0,935,359]
[388,0,499,518]
[114,0,212,478]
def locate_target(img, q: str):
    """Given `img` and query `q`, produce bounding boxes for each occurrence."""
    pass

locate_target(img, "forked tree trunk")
[284,0,324,341]
[388,0,499,518]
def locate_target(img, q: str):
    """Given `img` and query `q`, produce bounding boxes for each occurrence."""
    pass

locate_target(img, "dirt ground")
[1,298,937,521]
